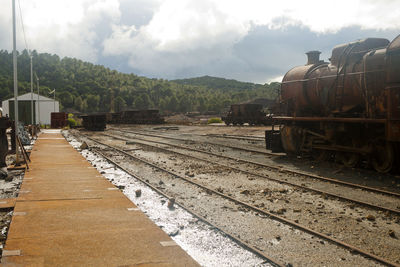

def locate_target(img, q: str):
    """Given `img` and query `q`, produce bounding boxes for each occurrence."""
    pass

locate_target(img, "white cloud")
[3,0,121,61]
[102,0,400,80]
[211,0,400,32]
[1,0,400,82]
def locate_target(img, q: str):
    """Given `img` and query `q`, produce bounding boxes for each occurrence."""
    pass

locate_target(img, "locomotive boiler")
[266,34,400,173]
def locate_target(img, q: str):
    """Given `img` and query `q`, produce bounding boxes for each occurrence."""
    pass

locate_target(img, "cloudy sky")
[1,0,400,83]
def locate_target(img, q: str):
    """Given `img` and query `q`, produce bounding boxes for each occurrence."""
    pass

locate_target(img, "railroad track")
[204,133,265,142]
[167,132,266,142]
[112,129,400,197]
[77,131,399,267]
[108,129,400,214]
[148,130,266,142]
[90,148,281,267]
[118,128,279,157]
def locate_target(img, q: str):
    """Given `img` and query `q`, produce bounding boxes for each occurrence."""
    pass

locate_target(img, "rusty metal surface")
[81,114,107,131]
[388,34,400,53]
[273,116,386,123]
[50,112,68,129]
[222,103,269,125]
[2,130,199,267]
[0,198,16,209]
[280,36,397,117]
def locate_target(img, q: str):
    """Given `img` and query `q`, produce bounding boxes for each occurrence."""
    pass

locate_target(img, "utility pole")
[53,89,56,112]
[30,53,33,124]
[49,89,56,112]
[35,74,40,126]
[12,0,19,163]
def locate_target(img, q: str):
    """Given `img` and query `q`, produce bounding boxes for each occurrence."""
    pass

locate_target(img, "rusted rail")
[204,133,265,141]
[118,129,279,156]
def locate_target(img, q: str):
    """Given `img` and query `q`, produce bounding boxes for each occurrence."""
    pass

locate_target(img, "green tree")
[167,95,178,112]
[74,96,83,111]
[114,96,126,112]
[59,91,74,108]
[86,94,100,112]
[178,96,190,112]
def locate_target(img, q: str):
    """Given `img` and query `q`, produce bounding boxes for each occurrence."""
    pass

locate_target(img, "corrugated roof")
[3,92,56,102]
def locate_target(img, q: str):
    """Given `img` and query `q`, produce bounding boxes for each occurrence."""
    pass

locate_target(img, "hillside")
[0,50,279,114]
[173,76,263,91]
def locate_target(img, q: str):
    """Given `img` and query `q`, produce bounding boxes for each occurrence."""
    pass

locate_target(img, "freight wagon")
[222,104,271,126]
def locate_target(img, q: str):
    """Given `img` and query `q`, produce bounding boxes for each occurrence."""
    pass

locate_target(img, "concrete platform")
[1,130,199,266]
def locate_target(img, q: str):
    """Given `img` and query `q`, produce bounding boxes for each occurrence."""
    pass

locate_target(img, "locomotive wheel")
[371,142,394,173]
[312,149,329,161]
[336,137,361,168]
[338,152,360,168]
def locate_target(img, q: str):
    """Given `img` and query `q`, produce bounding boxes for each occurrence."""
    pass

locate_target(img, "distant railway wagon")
[113,109,164,124]
[105,113,119,124]
[222,104,271,126]
[82,109,164,130]
[51,112,68,128]
[81,114,107,131]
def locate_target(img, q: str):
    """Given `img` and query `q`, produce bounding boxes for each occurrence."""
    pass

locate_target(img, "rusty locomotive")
[266,34,400,173]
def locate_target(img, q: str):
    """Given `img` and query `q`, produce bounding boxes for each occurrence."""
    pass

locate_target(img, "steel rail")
[117,129,279,157]
[114,129,400,198]
[82,134,399,267]
[149,130,266,142]
[84,145,284,267]
[203,133,265,141]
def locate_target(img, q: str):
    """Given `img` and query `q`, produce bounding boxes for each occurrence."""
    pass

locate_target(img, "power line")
[17,0,29,53]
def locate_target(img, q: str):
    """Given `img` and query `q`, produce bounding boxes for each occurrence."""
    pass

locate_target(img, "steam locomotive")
[266,34,400,173]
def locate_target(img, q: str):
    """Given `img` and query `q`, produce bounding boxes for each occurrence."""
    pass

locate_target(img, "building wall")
[36,100,59,125]
[1,93,59,125]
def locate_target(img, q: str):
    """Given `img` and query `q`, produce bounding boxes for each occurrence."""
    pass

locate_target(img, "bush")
[67,118,77,127]
[207,117,223,124]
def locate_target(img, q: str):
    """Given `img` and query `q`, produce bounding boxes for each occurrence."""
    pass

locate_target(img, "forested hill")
[0,50,279,114]
[173,76,263,91]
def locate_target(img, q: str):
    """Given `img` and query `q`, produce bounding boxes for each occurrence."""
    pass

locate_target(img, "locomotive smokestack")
[306,51,321,65]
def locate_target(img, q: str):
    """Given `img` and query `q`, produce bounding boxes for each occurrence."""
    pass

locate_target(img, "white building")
[1,93,59,125]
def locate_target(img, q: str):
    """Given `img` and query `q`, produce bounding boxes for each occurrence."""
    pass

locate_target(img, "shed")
[1,93,59,125]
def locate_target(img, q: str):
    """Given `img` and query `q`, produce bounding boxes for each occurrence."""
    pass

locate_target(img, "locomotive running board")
[274,116,386,124]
